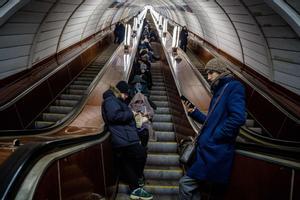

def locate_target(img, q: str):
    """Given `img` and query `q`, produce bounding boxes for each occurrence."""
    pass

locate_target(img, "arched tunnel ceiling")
[0,0,299,95]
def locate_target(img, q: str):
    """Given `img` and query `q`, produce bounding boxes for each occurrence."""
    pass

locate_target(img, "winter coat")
[180,29,188,45]
[102,86,140,148]
[187,75,246,183]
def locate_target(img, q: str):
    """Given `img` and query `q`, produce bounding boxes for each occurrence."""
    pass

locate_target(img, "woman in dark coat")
[179,58,246,199]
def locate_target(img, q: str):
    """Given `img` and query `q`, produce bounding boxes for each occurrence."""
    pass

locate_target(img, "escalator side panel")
[225,154,293,200]
[32,136,115,200]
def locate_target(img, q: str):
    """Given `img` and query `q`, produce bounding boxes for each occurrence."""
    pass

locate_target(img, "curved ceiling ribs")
[0,0,299,95]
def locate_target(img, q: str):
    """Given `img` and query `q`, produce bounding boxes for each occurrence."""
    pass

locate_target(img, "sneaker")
[130,188,153,200]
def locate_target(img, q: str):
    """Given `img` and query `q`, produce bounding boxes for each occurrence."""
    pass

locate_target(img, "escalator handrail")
[0,30,112,111]
[0,129,109,200]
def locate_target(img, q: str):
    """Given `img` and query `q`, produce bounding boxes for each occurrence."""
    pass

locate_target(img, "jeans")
[179,175,227,200]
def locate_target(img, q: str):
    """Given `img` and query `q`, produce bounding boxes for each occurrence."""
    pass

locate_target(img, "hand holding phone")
[180,95,195,111]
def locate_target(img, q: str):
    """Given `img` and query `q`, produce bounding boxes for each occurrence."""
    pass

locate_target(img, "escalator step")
[148,142,177,153]
[153,122,173,131]
[73,80,91,85]
[153,101,169,107]
[150,90,167,96]
[155,107,171,114]
[35,121,55,128]
[65,89,85,95]
[153,114,172,122]
[248,127,262,134]
[60,94,82,101]
[146,153,180,166]
[245,119,255,127]
[48,106,73,114]
[69,84,89,90]
[144,168,183,180]
[150,95,168,101]
[76,77,94,81]
[55,99,78,107]
[42,113,66,122]
[155,131,176,141]
[152,86,166,91]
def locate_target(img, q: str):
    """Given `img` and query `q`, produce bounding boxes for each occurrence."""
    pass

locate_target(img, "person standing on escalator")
[102,81,153,200]
[179,26,188,52]
[179,58,246,200]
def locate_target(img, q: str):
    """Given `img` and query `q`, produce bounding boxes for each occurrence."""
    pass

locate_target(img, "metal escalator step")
[69,84,89,90]
[152,78,164,82]
[152,101,169,107]
[152,86,166,91]
[147,153,179,166]
[150,90,167,95]
[80,73,96,78]
[153,122,173,132]
[48,106,73,114]
[248,127,262,134]
[155,131,176,142]
[35,121,55,128]
[144,168,183,180]
[150,95,168,101]
[153,82,165,86]
[246,119,255,127]
[55,99,78,107]
[148,142,177,153]
[42,113,66,122]
[155,107,171,114]
[81,71,99,75]
[60,94,82,100]
[118,183,179,195]
[85,68,100,72]
[153,114,172,122]
[65,89,85,95]
[76,77,94,81]
[73,80,91,85]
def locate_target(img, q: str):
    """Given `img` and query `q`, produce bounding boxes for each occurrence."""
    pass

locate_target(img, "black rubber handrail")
[0,129,108,200]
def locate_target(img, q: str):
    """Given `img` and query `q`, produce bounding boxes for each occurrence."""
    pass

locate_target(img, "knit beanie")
[205,58,228,73]
[116,81,129,94]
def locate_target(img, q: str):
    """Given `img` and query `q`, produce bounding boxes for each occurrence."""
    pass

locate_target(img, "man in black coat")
[102,81,153,200]
[180,26,189,52]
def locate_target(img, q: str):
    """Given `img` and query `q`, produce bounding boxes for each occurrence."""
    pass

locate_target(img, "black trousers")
[113,143,147,190]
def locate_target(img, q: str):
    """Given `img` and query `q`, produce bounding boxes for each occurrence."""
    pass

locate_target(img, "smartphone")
[180,95,195,109]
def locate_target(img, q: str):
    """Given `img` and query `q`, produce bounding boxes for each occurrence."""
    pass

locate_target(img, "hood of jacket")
[103,85,122,100]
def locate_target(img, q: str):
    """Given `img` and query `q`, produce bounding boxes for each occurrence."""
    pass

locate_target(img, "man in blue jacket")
[179,58,246,199]
[102,81,153,200]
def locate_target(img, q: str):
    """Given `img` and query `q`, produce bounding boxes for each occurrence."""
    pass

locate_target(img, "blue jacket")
[102,89,140,148]
[187,76,246,183]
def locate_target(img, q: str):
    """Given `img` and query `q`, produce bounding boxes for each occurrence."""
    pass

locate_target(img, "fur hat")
[205,58,228,73]
[116,81,129,94]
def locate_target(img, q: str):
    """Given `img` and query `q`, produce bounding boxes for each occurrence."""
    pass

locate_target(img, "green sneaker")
[130,188,153,200]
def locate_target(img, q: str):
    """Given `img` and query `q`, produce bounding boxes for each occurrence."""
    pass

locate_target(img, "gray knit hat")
[205,58,228,73]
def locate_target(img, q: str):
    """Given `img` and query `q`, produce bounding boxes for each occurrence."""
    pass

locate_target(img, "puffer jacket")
[102,86,140,148]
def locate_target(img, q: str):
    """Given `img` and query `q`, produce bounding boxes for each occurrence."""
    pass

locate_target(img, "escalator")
[35,44,118,128]
[117,59,183,199]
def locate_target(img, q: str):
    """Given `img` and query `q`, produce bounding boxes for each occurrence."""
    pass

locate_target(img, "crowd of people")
[103,19,246,200]
[102,19,159,200]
